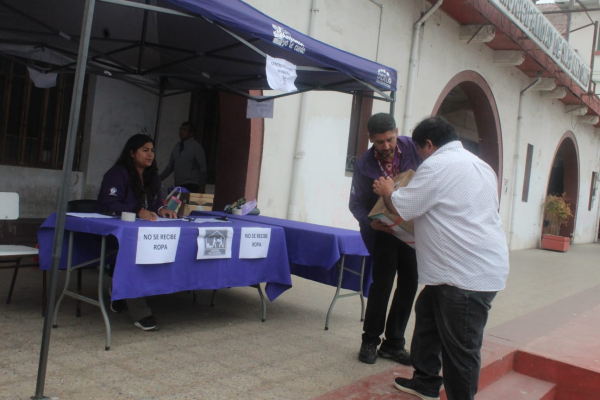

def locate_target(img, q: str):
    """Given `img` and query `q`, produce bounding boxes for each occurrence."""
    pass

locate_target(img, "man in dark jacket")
[349,113,421,365]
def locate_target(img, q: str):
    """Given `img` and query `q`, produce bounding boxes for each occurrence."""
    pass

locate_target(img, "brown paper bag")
[368,170,415,247]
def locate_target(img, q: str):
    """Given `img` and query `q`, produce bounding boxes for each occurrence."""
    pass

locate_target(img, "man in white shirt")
[373,116,509,400]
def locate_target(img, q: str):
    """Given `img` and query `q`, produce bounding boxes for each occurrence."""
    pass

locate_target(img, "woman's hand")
[158,207,177,219]
[138,209,158,221]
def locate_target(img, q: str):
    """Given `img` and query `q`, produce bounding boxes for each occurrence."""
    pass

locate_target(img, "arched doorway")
[544,132,579,239]
[431,71,503,185]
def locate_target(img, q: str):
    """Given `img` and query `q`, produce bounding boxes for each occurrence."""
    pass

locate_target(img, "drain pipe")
[286,0,319,221]
[594,138,600,242]
[401,0,443,137]
[508,76,542,250]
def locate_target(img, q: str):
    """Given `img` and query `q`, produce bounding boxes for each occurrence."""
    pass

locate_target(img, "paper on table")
[155,217,183,222]
[67,213,116,219]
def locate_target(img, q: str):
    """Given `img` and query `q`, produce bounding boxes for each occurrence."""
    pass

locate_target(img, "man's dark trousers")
[362,232,418,349]
[410,284,497,400]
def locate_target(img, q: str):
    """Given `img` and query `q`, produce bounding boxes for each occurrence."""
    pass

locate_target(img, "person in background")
[96,133,176,331]
[349,113,421,365]
[373,116,509,400]
[160,121,207,193]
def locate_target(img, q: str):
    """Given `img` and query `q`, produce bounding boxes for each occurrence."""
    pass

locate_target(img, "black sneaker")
[358,342,378,364]
[133,316,158,331]
[108,285,126,313]
[378,346,412,366]
[394,377,439,400]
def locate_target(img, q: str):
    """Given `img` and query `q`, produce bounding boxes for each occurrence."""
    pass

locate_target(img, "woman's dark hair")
[412,116,459,148]
[115,134,159,210]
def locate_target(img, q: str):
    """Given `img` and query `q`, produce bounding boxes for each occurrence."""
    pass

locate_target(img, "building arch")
[544,131,579,239]
[431,71,503,189]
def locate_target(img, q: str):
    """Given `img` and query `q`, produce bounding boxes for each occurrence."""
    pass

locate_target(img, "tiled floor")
[1,243,600,400]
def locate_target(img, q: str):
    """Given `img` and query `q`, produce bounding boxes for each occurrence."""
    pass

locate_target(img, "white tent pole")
[32,0,96,398]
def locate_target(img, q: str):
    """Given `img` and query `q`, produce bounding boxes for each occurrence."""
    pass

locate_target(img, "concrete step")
[475,371,556,400]
[311,341,517,400]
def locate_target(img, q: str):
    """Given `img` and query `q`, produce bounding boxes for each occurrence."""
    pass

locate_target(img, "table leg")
[359,257,366,322]
[210,289,217,307]
[97,237,111,351]
[53,232,74,328]
[325,255,345,331]
[251,284,267,322]
[76,268,82,317]
[324,255,366,330]
[6,258,21,304]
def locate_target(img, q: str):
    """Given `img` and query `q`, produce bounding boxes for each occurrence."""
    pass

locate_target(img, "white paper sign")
[197,227,234,259]
[247,98,274,119]
[266,55,297,92]
[135,227,181,264]
[239,227,271,259]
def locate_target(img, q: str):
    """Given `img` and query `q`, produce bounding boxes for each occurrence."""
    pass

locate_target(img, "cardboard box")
[181,193,214,203]
[368,170,416,248]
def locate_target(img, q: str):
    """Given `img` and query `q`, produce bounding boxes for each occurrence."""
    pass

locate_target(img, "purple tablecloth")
[190,211,373,296]
[38,214,292,301]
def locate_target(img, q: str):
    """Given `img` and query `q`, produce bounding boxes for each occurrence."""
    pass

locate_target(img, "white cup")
[232,208,242,215]
[121,212,136,222]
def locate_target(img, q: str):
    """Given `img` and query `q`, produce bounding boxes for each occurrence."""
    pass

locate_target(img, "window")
[521,144,534,202]
[346,91,373,172]
[0,55,87,170]
[589,171,598,211]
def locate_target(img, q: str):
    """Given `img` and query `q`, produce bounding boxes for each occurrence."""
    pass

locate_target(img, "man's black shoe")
[378,346,412,366]
[394,377,439,400]
[358,342,378,364]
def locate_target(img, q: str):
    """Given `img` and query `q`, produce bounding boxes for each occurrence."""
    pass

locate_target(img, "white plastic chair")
[0,192,40,306]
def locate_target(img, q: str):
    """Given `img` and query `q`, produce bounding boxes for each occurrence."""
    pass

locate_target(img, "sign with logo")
[376,69,393,89]
[135,227,181,264]
[488,0,590,90]
[271,24,306,54]
[239,227,271,259]
[266,55,298,93]
[196,227,234,259]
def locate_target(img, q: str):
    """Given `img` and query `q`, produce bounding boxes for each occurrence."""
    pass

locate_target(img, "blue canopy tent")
[0,0,398,398]
[0,0,397,99]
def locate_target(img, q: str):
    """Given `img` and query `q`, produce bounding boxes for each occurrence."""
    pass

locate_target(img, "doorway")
[544,132,579,238]
[188,89,264,210]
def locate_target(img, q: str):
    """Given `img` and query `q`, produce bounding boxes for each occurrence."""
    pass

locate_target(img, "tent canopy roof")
[0,0,397,99]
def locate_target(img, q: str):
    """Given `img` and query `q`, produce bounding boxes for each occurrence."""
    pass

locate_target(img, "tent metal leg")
[325,255,366,330]
[33,0,96,397]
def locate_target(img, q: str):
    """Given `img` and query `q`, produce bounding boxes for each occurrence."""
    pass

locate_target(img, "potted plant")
[541,193,573,252]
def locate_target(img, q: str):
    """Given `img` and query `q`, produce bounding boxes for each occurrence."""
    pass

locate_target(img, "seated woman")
[96,134,176,331]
